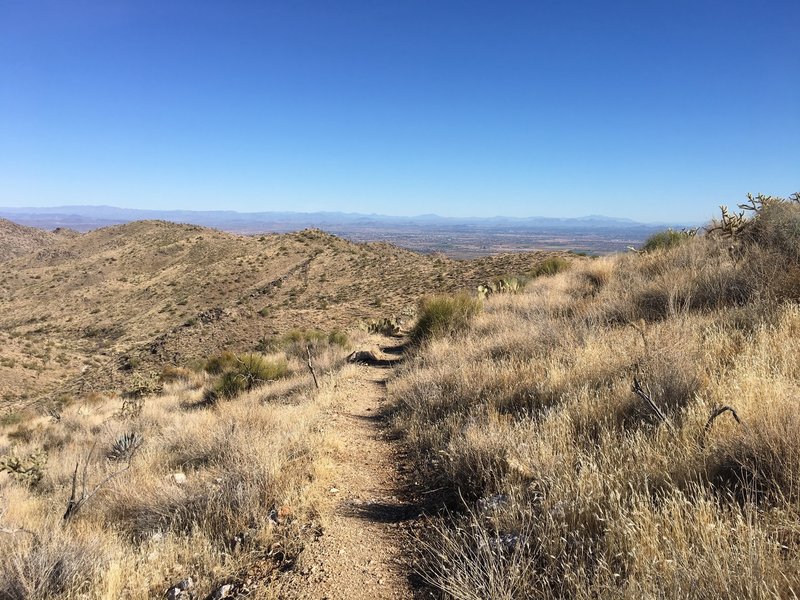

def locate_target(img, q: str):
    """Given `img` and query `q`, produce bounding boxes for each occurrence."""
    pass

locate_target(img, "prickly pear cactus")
[367,317,401,336]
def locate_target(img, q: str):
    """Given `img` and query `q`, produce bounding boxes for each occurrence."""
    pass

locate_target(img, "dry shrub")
[707,399,800,504]
[0,525,108,600]
[745,200,800,263]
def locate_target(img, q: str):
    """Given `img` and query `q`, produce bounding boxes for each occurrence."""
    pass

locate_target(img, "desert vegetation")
[0,333,355,599]
[391,193,800,598]
[0,219,567,410]
[5,193,798,598]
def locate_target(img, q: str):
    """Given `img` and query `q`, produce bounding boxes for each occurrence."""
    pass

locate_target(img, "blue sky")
[0,1,797,222]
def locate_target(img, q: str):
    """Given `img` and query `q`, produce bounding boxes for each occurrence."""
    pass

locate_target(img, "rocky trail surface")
[273,338,424,600]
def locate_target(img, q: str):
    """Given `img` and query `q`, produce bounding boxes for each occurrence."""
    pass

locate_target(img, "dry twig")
[632,378,675,432]
[306,345,320,389]
[63,441,137,521]
[700,405,748,448]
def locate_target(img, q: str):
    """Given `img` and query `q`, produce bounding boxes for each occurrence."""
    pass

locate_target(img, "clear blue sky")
[1,1,797,222]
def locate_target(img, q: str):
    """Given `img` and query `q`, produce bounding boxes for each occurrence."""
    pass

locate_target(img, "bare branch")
[700,405,748,448]
[63,440,137,522]
[632,378,674,432]
[306,345,320,389]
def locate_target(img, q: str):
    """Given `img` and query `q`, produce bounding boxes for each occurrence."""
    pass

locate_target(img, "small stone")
[164,577,193,600]
[329,487,339,494]
[209,583,234,599]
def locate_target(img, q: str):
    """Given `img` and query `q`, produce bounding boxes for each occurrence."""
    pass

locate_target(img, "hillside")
[0,219,569,409]
[0,218,58,262]
[390,193,800,598]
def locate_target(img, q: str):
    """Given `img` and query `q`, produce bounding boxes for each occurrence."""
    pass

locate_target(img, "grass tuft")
[410,294,482,345]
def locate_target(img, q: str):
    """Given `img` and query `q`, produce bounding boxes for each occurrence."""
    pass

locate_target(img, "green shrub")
[213,353,288,399]
[278,328,348,357]
[0,412,23,428]
[327,329,349,348]
[281,329,327,345]
[204,351,238,375]
[528,256,570,278]
[411,294,482,345]
[641,229,694,252]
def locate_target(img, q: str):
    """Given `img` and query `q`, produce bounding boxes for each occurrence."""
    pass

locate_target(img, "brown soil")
[273,338,421,599]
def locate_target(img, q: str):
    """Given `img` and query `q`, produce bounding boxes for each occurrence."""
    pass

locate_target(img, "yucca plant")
[107,432,143,462]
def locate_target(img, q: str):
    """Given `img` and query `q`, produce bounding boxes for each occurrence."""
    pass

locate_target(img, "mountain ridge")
[0,204,696,229]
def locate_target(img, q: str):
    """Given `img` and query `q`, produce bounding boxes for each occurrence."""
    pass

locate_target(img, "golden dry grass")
[0,332,360,599]
[391,200,800,598]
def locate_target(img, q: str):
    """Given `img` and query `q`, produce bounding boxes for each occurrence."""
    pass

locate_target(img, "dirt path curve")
[274,337,419,600]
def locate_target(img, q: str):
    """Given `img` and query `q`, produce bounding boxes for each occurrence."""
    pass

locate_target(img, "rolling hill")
[0,219,569,410]
[0,217,59,261]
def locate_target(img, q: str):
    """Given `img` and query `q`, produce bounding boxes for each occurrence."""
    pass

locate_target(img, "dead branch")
[632,378,674,432]
[628,319,649,355]
[700,405,747,448]
[306,345,320,389]
[63,441,136,522]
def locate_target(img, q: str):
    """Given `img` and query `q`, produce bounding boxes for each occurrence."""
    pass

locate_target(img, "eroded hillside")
[0,220,568,409]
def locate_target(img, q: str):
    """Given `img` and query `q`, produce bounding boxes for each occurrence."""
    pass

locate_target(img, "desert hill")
[0,219,569,409]
[0,217,59,262]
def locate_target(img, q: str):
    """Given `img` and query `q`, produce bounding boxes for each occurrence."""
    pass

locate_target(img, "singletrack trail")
[274,338,421,600]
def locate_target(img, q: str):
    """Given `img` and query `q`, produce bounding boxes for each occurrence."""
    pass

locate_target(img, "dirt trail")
[274,338,419,599]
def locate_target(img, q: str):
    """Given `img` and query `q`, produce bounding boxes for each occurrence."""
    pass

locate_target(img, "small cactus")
[478,276,525,298]
[367,317,401,336]
[0,450,47,486]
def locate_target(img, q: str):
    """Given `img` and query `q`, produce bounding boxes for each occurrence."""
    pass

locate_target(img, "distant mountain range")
[0,205,694,233]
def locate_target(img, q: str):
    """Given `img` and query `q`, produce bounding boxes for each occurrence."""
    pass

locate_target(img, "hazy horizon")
[0,202,703,225]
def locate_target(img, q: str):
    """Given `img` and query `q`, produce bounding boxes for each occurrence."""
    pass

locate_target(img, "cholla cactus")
[477,282,498,299]
[710,205,747,238]
[497,277,523,294]
[120,396,145,419]
[125,371,162,399]
[739,192,779,214]
[0,450,47,486]
[107,432,143,462]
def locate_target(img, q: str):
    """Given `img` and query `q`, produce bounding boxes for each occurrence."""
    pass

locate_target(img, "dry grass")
[392,198,800,598]
[0,334,356,599]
